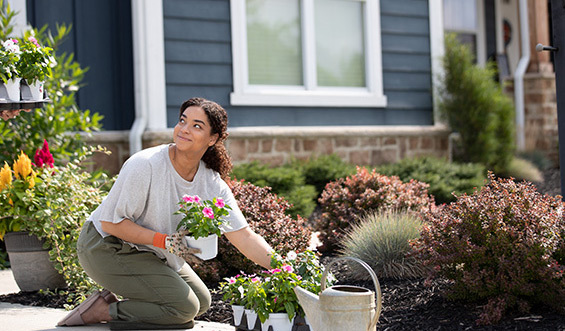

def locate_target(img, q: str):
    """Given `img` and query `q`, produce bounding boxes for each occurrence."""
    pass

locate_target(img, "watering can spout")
[294,286,321,331]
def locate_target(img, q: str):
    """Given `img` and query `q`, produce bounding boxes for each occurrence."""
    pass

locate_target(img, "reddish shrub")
[316,167,434,252]
[412,173,565,325]
[191,179,312,282]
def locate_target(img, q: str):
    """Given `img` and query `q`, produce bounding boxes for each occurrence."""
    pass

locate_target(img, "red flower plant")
[34,139,54,168]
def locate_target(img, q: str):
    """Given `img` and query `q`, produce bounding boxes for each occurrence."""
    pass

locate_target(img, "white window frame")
[443,0,486,65]
[230,0,387,108]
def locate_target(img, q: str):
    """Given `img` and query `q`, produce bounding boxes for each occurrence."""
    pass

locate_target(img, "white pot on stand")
[244,309,258,330]
[26,79,44,101]
[185,234,218,260]
[231,304,244,327]
[265,313,294,331]
[4,77,21,101]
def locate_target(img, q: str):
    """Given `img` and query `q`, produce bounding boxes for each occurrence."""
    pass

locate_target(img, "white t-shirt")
[86,144,248,271]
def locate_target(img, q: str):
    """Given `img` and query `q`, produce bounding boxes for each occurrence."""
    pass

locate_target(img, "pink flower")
[282,265,293,273]
[228,277,236,284]
[34,139,54,168]
[28,36,39,47]
[251,277,260,283]
[193,195,201,204]
[270,268,282,274]
[182,195,195,203]
[215,197,225,208]
[274,297,278,304]
[203,207,214,219]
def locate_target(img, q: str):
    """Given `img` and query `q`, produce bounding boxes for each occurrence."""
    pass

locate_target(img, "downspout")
[514,0,530,151]
[129,1,148,156]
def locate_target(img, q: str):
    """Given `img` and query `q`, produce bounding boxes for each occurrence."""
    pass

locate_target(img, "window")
[230,0,387,107]
[443,0,485,64]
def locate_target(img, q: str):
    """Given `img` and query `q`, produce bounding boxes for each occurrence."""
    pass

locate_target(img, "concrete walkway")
[0,269,235,331]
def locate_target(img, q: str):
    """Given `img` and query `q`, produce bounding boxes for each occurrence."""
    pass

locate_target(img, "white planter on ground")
[4,77,21,101]
[265,313,295,331]
[244,308,258,330]
[185,234,217,260]
[26,79,44,101]
[261,318,270,331]
[231,304,244,327]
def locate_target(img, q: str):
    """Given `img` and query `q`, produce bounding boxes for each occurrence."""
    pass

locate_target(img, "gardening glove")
[153,231,201,261]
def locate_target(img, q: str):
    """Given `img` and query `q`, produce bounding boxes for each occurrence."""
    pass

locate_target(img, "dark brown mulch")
[1,167,564,330]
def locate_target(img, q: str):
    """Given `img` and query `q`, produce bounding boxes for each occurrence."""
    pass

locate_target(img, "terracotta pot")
[3,231,66,291]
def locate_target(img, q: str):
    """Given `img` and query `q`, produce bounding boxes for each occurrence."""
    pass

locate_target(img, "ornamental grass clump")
[339,210,427,280]
[412,172,565,325]
[316,167,434,252]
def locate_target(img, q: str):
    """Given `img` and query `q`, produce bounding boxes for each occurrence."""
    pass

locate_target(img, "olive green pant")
[77,222,211,325]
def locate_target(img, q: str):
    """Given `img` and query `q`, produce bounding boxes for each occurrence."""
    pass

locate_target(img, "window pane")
[443,0,477,32]
[246,0,303,85]
[315,0,365,87]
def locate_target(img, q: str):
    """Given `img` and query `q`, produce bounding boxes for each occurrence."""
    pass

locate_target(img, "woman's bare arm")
[224,227,273,269]
[100,219,156,245]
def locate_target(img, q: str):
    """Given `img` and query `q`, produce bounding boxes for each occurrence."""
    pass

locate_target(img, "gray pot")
[4,231,66,291]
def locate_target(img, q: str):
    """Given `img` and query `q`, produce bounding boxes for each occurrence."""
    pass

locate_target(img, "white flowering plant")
[219,272,250,306]
[174,195,231,239]
[0,38,20,82]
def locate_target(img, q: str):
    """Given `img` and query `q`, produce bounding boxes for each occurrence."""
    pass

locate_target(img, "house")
[7,0,557,174]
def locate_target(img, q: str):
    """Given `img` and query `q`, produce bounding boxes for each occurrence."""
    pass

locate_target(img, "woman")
[57,97,273,329]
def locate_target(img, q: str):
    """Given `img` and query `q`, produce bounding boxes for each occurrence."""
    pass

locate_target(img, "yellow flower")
[0,162,12,190]
[13,151,32,179]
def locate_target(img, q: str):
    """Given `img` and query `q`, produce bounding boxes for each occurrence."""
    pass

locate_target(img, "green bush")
[231,161,317,218]
[339,210,426,279]
[439,34,514,174]
[316,167,434,253]
[289,154,357,196]
[375,156,486,204]
[413,173,565,325]
[501,157,543,182]
[0,5,103,165]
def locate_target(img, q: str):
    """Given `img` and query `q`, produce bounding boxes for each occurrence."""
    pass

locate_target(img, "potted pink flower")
[174,195,231,260]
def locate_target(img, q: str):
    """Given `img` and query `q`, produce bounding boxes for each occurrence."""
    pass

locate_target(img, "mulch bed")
[1,167,564,330]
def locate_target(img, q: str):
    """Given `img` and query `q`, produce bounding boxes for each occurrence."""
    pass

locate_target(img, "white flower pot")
[231,304,244,326]
[27,80,44,101]
[185,234,218,260]
[244,309,258,330]
[4,77,21,101]
[266,313,295,331]
[261,318,270,331]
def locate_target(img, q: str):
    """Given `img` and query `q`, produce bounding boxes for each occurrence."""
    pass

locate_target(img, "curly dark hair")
[179,97,232,181]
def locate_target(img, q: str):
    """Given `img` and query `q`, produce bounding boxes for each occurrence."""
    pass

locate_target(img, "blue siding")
[163,0,433,127]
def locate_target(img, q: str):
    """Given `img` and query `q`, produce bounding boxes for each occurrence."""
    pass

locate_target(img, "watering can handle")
[321,257,382,331]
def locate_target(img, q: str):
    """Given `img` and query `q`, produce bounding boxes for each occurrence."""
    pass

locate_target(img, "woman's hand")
[165,231,202,261]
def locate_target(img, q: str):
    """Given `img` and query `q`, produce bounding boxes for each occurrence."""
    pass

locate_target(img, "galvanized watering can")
[294,257,382,331]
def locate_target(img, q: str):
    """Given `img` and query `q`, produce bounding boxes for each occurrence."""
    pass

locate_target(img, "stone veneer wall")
[523,73,559,162]
[84,126,450,175]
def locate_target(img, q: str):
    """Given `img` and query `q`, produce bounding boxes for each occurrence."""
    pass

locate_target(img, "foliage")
[0,4,103,166]
[0,38,20,81]
[412,173,565,325]
[16,35,56,83]
[375,156,486,204]
[272,250,333,295]
[174,195,231,239]
[438,33,514,174]
[190,180,312,282]
[219,273,248,306]
[339,210,427,279]
[500,157,543,183]
[0,146,111,306]
[517,150,552,171]
[316,167,434,253]
[231,161,317,218]
[288,154,358,196]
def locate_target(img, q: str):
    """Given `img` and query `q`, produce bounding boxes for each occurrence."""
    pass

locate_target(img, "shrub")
[289,154,357,196]
[231,161,317,218]
[501,157,543,182]
[339,210,427,280]
[190,180,312,282]
[412,173,565,325]
[438,34,514,174]
[375,156,486,204]
[316,167,434,252]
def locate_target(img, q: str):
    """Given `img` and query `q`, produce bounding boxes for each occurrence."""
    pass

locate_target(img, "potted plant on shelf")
[0,141,110,293]
[16,35,55,101]
[174,195,231,260]
[0,38,21,101]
